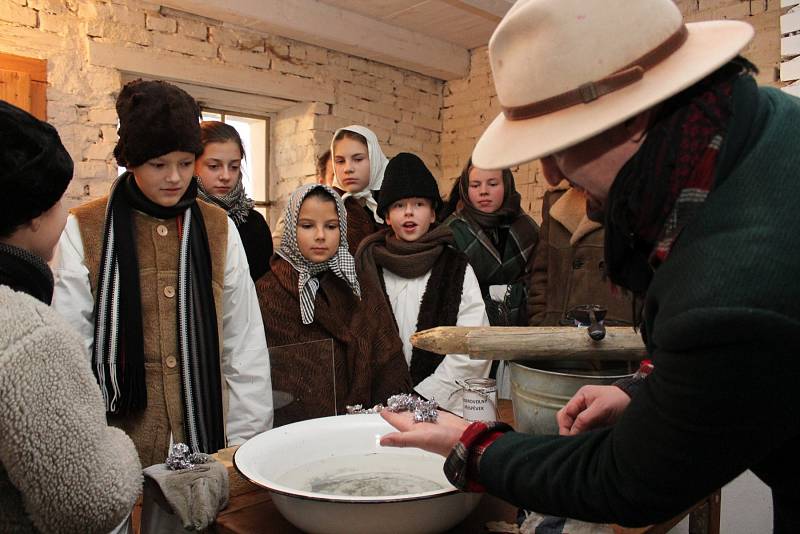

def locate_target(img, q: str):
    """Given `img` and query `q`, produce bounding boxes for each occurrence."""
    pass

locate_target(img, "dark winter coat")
[445,212,538,326]
[342,195,382,255]
[236,208,272,281]
[478,86,800,532]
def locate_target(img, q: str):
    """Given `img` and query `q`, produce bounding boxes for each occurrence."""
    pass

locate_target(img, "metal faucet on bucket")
[566,304,608,341]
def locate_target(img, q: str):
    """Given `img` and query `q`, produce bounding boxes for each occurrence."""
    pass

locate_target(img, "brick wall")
[440,0,782,224]
[0,0,782,225]
[0,0,443,226]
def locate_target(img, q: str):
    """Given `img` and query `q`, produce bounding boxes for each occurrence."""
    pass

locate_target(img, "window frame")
[200,107,271,211]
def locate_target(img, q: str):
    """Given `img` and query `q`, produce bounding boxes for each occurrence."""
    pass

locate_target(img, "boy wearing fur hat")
[53,80,273,467]
[381,0,800,531]
[356,153,491,414]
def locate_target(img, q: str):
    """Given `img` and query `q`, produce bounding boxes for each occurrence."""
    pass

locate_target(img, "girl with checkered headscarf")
[255,184,410,426]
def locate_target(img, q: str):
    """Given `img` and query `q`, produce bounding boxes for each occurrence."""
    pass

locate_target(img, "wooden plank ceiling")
[317,0,511,49]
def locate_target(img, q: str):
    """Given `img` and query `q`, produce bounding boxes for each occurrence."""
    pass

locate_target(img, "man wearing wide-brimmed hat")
[380,0,800,531]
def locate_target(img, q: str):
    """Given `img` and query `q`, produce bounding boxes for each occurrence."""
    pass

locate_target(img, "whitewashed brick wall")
[0,0,443,227]
[0,0,781,226]
[440,0,782,224]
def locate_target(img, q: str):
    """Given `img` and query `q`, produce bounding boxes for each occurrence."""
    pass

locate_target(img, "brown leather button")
[163,285,176,298]
[165,355,177,368]
[157,224,168,236]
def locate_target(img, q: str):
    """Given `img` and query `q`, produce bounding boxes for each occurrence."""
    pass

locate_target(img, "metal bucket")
[509,360,637,435]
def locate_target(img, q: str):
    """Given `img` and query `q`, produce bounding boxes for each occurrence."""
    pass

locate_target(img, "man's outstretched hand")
[379,410,470,457]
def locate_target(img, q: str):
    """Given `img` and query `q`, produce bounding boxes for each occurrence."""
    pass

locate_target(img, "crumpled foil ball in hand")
[347,394,438,423]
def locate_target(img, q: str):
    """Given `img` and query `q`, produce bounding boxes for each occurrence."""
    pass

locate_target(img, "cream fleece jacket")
[0,286,142,533]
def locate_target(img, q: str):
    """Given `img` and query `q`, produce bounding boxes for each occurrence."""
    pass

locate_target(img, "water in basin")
[276,453,447,497]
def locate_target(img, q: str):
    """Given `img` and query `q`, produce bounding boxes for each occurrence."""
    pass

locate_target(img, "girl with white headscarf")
[255,184,410,426]
[331,125,390,254]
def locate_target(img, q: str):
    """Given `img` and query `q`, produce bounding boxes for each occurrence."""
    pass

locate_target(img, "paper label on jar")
[460,378,498,422]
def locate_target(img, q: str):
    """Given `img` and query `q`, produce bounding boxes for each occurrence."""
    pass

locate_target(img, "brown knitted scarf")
[356,224,454,289]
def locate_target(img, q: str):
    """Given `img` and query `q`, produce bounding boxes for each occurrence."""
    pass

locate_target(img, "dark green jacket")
[478,82,800,531]
[445,212,538,326]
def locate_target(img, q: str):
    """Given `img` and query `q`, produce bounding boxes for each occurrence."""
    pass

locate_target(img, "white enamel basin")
[234,414,482,534]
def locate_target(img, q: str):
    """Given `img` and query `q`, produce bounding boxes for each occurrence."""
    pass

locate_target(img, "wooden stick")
[410,326,647,361]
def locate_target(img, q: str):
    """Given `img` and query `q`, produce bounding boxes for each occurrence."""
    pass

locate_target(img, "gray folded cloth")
[143,460,229,531]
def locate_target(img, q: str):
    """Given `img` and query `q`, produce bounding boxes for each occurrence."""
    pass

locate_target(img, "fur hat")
[113,79,203,168]
[0,100,73,236]
[473,0,754,169]
[377,152,441,217]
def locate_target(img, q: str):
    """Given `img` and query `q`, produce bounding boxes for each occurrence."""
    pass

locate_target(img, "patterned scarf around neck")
[277,183,360,324]
[197,175,254,226]
[356,224,454,291]
[0,241,54,304]
[92,173,225,453]
[604,61,757,294]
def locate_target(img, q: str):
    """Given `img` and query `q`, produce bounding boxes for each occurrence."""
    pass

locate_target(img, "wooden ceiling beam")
[159,0,470,80]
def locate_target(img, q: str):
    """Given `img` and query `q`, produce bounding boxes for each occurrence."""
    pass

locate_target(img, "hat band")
[502,25,689,121]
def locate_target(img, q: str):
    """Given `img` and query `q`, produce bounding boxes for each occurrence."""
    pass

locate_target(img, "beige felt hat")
[472,0,754,170]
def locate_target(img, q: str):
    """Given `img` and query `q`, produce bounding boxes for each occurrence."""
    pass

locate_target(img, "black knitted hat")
[0,100,73,236]
[113,79,203,168]
[377,152,441,217]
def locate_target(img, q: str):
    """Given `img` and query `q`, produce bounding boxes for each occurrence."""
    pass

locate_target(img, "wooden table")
[213,488,719,534]
[210,400,721,534]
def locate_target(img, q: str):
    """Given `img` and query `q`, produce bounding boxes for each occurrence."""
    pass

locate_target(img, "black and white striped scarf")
[277,184,360,324]
[92,173,225,453]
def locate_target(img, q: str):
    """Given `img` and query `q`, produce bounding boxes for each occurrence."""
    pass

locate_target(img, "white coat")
[382,263,491,415]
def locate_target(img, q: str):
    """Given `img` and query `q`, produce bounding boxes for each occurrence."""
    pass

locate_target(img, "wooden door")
[0,52,47,120]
